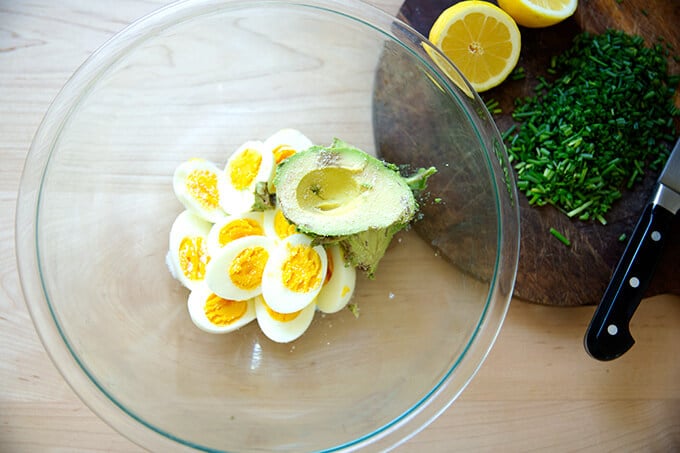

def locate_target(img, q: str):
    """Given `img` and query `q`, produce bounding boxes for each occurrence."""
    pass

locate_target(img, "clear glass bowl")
[16,0,519,451]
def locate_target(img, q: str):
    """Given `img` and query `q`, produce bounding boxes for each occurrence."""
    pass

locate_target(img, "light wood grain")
[1,1,678,452]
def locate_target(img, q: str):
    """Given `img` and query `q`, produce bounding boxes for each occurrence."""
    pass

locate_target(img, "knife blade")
[585,138,680,361]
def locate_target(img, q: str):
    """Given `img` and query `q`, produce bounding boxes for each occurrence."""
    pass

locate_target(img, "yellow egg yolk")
[272,145,296,164]
[219,218,264,246]
[204,293,248,326]
[228,246,269,290]
[341,285,351,297]
[179,236,209,281]
[262,298,301,322]
[228,148,262,190]
[281,244,322,293]
[274,210,297,240]
[186,169,219,210]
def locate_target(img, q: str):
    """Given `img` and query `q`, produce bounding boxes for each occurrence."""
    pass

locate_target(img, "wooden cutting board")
[375,0,679,305]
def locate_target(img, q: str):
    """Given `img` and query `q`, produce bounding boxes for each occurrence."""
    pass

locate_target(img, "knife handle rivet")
[651,231,661,241]
[629,277,640,288]
[607,324,618,335]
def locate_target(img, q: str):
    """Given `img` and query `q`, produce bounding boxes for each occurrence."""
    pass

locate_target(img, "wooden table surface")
[1,1,678,451]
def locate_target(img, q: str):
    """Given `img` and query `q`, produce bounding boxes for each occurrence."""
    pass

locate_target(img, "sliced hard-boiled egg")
[205,235,274,301]
[207,211,265,256]
[173,158,228,223]
[219,141,274,215]
[187,285,256,334]
[262,233,327,314]
[167,210,212,291]
[264,128,314,166]
[263,206,298,243]
[316,244,356,313]
[255,296,316,343]
[264,129,314,192]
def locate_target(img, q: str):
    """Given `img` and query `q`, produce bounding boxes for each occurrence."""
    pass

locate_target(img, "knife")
[585,138,680,361]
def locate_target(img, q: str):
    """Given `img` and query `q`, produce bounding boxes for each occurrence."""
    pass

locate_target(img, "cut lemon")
[428,1,521,93]
[497,0,577,28]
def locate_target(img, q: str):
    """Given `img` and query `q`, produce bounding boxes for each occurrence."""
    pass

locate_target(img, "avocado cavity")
[297,167,366,213]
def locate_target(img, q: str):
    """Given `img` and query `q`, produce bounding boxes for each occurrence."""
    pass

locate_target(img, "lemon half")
[429,1,521,93]
[497,0,578,28]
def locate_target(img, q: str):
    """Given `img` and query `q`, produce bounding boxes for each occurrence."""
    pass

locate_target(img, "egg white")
[261,234,327,314]
[206,211,265,256]
[205,235,274,301]
[255,296,316,343]
[167,210,212,291]
[264,128,314,164]
[264,129,314,192]
[187,285,256,334]
[316,244,356,314]
[173,158,228,223]
[219,141,274,215]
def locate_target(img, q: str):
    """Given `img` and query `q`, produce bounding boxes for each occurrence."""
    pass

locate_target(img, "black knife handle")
[584,203,675,361]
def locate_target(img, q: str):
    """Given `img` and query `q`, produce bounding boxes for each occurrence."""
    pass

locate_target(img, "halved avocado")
[274,139,416,236]
[273,139,435,277]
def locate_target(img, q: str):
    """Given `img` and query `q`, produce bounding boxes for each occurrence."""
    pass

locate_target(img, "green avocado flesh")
[274,139,417,237]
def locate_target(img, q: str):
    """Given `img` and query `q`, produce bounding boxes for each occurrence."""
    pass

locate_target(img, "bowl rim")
[15,0,520,451]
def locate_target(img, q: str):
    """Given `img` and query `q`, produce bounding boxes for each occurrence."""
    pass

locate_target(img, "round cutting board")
[374,0,679,305]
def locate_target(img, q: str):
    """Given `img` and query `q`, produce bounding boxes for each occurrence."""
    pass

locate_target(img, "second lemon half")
[497,0,577,28]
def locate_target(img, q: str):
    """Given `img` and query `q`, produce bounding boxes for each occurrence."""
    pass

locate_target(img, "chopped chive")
[503,29,678,223]
[589,55,608,66]
[550,228,571,246]
[512,110,538,119]
[618,233,627,242]
[510,66,526,80]
[566,199,594,218]
[485,98,499,111]
[502,124,517,141]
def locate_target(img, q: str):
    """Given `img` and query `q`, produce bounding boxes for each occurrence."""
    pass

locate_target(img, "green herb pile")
[504,29,679,224]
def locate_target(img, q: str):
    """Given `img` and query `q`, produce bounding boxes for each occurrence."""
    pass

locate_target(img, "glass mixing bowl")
[16,0,519,451]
